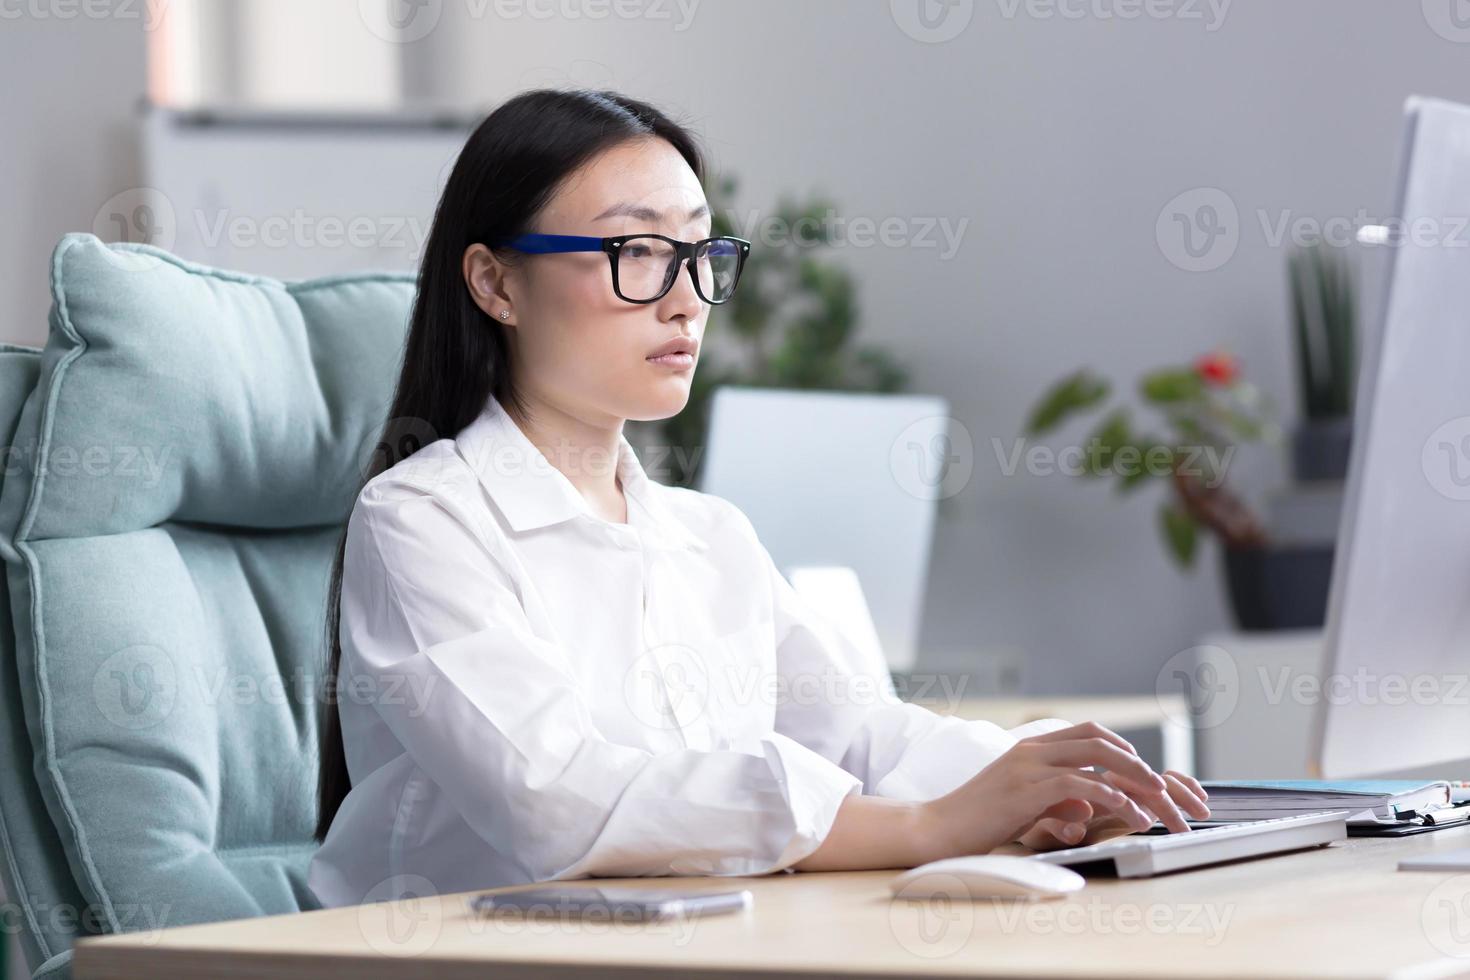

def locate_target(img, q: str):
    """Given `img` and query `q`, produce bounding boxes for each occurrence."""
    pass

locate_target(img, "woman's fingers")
[1026,733,1192,830]
[1016,798,1094,850]
[1164,771,1212,820]
[1038,797,1094,825]
[1103,769,1192,833]
[1020,818,1088,849]
[1021,721,1138,758]
[1011,725,1211,837]
[1166,770,1210,806]
[1108,769,1210,825]
[1035,772,1155,831]
[1032,738,1167,793]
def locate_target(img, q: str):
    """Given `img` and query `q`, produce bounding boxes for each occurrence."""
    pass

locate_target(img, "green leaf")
[1117,442,1171,492]
[1082,409,1131,477]
[1159,504,1199,567]
[1140,369,1204,404]
[1025,370,1110,435]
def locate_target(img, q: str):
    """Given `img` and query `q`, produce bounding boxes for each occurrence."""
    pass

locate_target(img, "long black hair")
[315,88,708,842]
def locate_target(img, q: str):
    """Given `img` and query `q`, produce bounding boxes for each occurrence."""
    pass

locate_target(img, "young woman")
[308,88,1208,908]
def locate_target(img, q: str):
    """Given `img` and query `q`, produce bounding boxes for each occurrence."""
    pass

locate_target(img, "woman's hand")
[912,722,1209,864]
[1017,768,1211,851]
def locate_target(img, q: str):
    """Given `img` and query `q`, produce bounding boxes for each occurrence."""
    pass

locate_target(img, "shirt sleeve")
[339,478,862,885]
[728,505,1074,803]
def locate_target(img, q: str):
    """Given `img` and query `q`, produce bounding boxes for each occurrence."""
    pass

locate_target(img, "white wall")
[2,1,1467,698]
[374,0,1466,695]
[0,7,148,350]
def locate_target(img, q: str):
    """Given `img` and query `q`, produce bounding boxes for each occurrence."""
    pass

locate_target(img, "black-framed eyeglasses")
[490,233,751,305]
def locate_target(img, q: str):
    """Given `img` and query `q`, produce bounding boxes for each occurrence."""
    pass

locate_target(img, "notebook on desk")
[1199,780,1452,825]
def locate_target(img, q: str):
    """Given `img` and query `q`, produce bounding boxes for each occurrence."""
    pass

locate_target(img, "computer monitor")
[698,386,951,674]
[1311,96,1470,778]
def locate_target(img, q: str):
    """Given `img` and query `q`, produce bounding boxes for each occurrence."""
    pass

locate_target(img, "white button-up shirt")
[307,393,1070,908]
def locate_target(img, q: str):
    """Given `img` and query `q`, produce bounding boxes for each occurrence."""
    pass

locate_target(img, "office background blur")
[0,0,1456,703]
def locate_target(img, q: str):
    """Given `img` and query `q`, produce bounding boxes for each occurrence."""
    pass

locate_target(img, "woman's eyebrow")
[593,202,711,222]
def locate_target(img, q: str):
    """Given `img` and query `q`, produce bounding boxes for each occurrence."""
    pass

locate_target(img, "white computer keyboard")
[1031,810,1350,878]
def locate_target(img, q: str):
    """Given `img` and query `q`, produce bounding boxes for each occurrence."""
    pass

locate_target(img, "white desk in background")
[912,693,1195,775]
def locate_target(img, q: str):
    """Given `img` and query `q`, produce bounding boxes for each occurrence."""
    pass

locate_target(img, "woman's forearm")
[792,793,940,872]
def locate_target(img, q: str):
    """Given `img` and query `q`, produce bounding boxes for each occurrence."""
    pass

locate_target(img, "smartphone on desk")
[471,885,753,922]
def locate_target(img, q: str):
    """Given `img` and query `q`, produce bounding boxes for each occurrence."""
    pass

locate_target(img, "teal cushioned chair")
[0,234,415,978]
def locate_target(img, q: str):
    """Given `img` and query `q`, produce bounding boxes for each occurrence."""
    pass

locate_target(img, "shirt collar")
[455,393,708,552]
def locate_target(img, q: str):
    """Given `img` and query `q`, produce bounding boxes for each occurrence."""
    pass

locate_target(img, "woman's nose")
[657,261,706,320]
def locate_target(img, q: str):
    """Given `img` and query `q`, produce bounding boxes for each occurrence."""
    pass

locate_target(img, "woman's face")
[466,137,712,426]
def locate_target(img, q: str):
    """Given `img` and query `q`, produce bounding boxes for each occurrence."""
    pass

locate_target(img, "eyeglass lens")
[617,237,741,302]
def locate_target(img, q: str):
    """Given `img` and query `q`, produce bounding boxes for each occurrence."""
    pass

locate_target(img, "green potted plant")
[631,175,908,487]
[1026,352,1273,564]
[1026,353,1331,630]
[1288,241,1357,481]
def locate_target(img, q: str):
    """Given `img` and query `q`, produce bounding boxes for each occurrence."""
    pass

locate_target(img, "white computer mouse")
[890,855,1086,901]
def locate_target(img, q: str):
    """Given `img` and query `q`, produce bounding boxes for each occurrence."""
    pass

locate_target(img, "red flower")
[1195,351,1238,386]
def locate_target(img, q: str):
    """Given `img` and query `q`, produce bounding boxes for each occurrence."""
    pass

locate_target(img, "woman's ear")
[462,243,516,325]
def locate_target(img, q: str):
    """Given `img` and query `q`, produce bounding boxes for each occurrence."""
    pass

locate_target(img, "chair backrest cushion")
[0,342,96,973]
[0,234,414,942]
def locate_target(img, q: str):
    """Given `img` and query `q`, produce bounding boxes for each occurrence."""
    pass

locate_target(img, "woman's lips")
[647,352,694,370]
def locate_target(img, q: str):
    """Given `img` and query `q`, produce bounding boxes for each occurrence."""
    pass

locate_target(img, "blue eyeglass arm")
[493,234,606,254]
[495,233,746,253]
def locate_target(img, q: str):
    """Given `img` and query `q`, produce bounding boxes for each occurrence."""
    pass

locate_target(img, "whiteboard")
[128,103,474,279]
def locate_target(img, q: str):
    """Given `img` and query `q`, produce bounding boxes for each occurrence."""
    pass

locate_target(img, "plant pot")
[1222,544,1334,631]
[1292,417,1353,482]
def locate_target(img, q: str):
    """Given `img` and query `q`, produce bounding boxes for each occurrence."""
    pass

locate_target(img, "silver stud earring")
[499,311,510,320]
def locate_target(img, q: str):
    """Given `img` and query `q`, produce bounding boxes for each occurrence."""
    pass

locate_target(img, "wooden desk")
[75,823,1470,979]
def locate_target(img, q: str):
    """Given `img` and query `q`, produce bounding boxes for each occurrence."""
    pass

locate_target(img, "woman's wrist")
[794,794,941,872]
[908,796,956,866]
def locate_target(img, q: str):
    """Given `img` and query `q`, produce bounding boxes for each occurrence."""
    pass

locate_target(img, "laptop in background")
[698,386,951,675]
